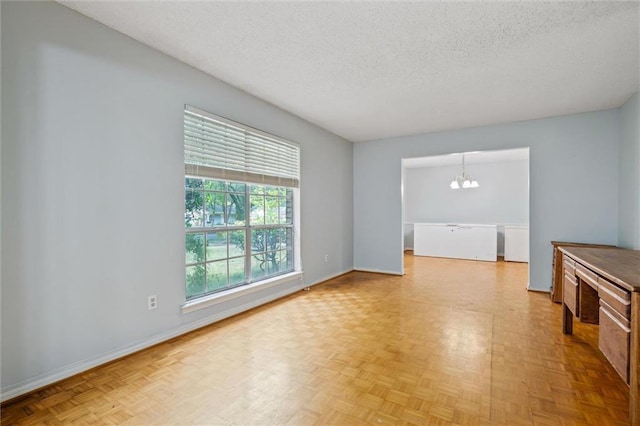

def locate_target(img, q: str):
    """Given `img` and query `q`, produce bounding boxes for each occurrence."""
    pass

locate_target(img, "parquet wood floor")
[1,254,630,425]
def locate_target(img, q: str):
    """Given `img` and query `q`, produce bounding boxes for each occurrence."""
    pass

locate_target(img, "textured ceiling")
[60,1,639,142]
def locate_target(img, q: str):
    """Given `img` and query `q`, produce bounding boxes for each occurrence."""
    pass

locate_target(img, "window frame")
[182,105,302,310]
[181,183,302,314]
[184,178,296,300]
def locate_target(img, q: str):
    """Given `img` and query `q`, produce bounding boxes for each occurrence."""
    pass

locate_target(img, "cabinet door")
[504,227,528,262]
[599,301,631,384]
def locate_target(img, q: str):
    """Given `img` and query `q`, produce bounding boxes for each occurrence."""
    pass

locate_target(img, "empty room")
[1,1,639,425]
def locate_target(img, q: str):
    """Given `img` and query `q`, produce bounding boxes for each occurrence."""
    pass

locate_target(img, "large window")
[184,178,294,299]
[183,106,299,301]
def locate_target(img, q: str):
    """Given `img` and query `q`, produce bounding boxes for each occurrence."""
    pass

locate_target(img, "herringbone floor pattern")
[1,254,630,425]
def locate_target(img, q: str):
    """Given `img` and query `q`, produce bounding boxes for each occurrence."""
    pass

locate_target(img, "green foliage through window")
[185,178,294,300]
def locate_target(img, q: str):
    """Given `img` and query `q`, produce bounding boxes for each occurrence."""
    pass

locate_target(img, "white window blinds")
[184,105,300,188]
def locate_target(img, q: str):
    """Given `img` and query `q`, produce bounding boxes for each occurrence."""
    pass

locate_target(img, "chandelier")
[450,154,479,189]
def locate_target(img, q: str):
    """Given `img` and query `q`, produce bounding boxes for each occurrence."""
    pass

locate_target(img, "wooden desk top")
[559,247,640,292]
[551,241,615,248]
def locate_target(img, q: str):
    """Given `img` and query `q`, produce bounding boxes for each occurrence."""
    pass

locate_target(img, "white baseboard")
[306,268,353,287]
[354,267,403,276]
[526,283,550,293]
[0,280,314,403]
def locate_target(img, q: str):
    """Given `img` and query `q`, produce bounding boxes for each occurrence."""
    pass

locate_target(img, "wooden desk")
[550,241,615,303]
[560,247,640,425]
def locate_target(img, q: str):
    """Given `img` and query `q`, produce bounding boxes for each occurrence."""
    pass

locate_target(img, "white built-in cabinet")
[413,223,529,263]
[504,225,529,262]
[413,223,498,261]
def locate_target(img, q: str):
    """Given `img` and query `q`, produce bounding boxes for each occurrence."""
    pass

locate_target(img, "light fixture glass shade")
[450,154,479,189]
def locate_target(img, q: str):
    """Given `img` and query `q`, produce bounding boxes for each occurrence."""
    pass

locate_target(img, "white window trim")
[181,271,303,314]
[182,188,302,313]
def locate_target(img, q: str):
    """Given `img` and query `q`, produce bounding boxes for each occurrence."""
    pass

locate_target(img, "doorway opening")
[401,148,530,287]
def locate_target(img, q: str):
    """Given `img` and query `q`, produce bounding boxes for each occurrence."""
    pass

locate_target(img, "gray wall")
[355,110,620,286]
[1,2,353,398]
[618,92,640,249]
[404,160,529,224]
[0,0,3,387]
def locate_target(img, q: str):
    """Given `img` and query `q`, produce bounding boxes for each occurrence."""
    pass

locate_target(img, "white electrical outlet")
[324,254,328,262]
[148,295,157,310]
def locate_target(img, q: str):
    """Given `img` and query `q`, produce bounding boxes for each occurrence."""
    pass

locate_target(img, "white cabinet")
[413,223,497,262]
[504,225,528,262]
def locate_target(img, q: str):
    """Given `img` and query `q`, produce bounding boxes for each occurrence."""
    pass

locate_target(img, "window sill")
[181,271,303,314]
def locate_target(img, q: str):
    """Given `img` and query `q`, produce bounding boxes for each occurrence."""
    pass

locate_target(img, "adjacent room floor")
[1,254,629,425]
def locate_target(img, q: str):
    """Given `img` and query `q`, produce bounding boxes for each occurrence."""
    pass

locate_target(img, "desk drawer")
[563,271,578,316]
[576,264,598,289]
[599,301,630,384]
[598,278,631,319]
[600,299,630,329]
[563,257,576,275]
